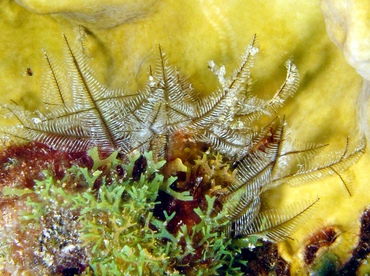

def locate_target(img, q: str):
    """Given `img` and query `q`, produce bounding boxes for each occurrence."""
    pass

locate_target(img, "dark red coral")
[0,141,93,189]
[304,227,338,265]
[339,207,370,275]
[239,241,290,276]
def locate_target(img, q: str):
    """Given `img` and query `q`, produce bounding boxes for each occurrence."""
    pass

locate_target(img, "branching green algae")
[3,148,262,275]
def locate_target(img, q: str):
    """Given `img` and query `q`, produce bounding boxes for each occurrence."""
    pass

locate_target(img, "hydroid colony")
[0,35,365,274]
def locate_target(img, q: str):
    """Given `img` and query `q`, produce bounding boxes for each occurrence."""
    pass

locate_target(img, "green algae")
[3,148,263,275]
